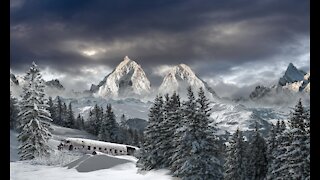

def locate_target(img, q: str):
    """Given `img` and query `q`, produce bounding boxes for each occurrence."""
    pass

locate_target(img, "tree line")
[137,86,310,180]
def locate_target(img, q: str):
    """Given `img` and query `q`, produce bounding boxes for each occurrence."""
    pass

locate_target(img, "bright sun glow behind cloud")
[83,50,97,56]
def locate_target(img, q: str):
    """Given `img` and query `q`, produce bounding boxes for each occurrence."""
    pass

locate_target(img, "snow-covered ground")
[10,156,174,180]
[10,125,175,180]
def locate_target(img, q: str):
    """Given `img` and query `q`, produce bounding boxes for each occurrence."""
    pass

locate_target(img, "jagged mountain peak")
[116,56,135,69]
[92,56,151,98]
[279,63,306,86]
[45,79,65,90]
[247,63,310,103]
[159,63,217,97]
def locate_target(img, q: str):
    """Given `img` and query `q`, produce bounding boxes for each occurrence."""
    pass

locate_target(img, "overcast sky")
[10,0,310,98]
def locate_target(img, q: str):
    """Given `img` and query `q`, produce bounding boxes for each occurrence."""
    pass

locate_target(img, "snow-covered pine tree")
[286,99,309,179]
[169,92,185,173]
[10,91,19,130]
[17,62,53,160]
[224,128,247,180]
[174,87,223,180]
[171,87,196,177]
[136,95,164,171]
[269,100,309,179]
[165,92,183,168]
[304,107,310,180]
[65,103,75,128]
[267,120,290,179]
[246,123,268,180]
[266,123,277,177]
[195,87,223,178]
[156,93,176,168]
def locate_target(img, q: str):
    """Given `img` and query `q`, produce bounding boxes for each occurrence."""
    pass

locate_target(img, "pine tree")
[65,103,75,128]
[98,112,112,142]
[304,107,310,180]
[174,87,223,180]
[85,104,102,136]
[268,100,310,179]
[10,92,19,130]
[85,109,95,135]
[75,114,81,129]
[98,104,121,143]
[224,129,247,180]
[75,114,84,130]
[285,99,309,179]
[268,124,291,179]
[246,123,268,180]
[156,93,176,167]
[137,95,164,170]
[266,123,277,178]
[171,87,197,176]
[119,114,127,128]
[47,96,56,124]
[61,102,68,127]
[17,62,53,160]
[54,96,63,126]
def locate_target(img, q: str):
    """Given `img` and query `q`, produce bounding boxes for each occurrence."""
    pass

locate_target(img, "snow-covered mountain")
[45,79,65,90]
[247,63,310,103]
[10,72,65,98]
[90,56,151,98]
[57,96,152,121]
[158,64,218,98]
[278,63,306,86]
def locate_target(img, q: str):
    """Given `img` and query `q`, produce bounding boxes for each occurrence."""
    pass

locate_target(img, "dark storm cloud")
[10,0,309,93]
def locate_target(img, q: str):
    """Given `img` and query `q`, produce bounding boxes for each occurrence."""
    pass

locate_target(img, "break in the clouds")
[10,0,310,97]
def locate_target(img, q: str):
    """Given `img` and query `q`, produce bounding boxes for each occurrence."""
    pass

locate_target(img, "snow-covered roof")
[65,138,139,150]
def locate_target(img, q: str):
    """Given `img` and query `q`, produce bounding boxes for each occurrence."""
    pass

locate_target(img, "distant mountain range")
[89,56,218,99]
[10,72,65,97]
[10,57,309,104]
[248,63,310,101]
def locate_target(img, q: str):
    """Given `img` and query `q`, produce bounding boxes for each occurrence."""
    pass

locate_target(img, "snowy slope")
[10,124,174,180]
[209,100,289,135]
[10,159,173,180]
[58,96,152,121]
[57,94,293,136]
[158,64,217,98]
[91,56,151,98]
